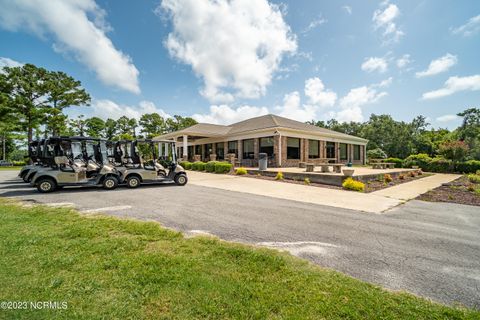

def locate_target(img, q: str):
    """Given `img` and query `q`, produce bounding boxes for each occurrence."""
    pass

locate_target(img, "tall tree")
[457,108,480,159]
[104,118,117,140]
[85,117,106,138]
[44,71,90,136]
[2,64,49,143]
[165,115,197,132]
[117,116,132,135]
[139,113,166,138]
[69,115,86,136]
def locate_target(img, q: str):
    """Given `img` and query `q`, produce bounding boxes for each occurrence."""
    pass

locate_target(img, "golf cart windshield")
[100,141,109,165]
[71,142,83,160]
[85,141,95,160]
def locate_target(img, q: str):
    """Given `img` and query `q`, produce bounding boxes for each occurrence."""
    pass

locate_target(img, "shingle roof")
[155,114,367,142]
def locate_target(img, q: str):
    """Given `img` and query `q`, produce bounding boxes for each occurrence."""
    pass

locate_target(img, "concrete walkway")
[371,173,461,200]
[188,171,402,213]
[188,171,462,213]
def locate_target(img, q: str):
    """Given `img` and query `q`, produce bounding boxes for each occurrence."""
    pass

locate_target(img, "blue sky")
[0,0,479,129]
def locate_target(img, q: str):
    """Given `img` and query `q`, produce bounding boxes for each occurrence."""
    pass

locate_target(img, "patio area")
[244,166,419,186]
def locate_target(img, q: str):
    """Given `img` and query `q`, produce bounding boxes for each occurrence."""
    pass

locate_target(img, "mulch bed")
[363,172,431,193]
[236,173,342,190]
[417,176,480,206]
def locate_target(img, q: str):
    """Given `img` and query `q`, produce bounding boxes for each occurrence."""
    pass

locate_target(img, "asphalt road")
[1,170,479,309]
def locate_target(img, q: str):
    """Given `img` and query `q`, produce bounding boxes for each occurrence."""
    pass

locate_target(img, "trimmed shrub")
[275,172,284,180]
[426,158,454,173]
[342,178,365,192]
[192,161,206,171]
[383,157,403,168]
[455,160,480,174]
[235,167,247,175]
[205,161,218,173]
[214,162,233,174]
[403,154,432,170]
[179,161,192,170]
[367,148,387,160]
[467,174,480,184]
[384,174,393,183]
[12,160,27,166]
[304,177,310,185]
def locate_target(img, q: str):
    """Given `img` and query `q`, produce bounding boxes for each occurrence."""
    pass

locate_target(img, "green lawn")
[0,199,478,319]
[0,166,21,170]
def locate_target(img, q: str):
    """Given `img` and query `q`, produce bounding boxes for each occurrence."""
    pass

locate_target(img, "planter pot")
[342,168,355,177]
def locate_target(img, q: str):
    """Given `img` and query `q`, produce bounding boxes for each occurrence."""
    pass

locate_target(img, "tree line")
[0,63,197,160]
[307,109,480,161]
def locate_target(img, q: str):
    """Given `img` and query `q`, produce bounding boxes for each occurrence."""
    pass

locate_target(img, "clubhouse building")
[155,114,368,167]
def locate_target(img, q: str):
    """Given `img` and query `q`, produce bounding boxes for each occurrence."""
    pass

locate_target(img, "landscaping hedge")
[426,158,455,173]
[455,160,480,174]
[192,161,206,171]
[403,154,432,170]
[179,161,192,170]
[214,162,232,174]
[205,161,218,173]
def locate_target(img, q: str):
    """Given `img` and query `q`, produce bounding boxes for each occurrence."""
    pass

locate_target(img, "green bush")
[383,157,403,168]
[235,167,247,175]
[179,161,192,170]
[12,160,26,166]
[214,162,232,174]
[205,161,218,173]
[342,177,365,192]
[192,161,206,171]
[367,148,387,160]
[455,160,480,174]
[275,172,284,180]
[426,158,454,173]
[467,174,480,184]
[403,154,432,170]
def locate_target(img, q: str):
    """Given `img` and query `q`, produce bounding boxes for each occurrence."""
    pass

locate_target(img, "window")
[216,142,224,160]
[194,145,201,155]
[326,142,335,159]
[227,141,238,155]
[204,144,212,158]
[340,143,347,160]
[243,139,254,159]
[308,140,320,158]
[259,137,274,156]
[354,145,361,161]
[287,138,300,159]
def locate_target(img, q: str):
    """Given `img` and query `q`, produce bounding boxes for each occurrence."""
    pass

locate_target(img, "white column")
[182,135,188,160]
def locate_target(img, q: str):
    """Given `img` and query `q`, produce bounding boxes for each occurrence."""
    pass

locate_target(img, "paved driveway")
[0,170,479,309]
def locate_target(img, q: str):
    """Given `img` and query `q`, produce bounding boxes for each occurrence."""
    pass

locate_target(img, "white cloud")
[436,114,459,123]
[372,2,404,44]
[90,100,171,120]
[451,14,480,37]
[0,0,140,94]
[396,54,411,69]
[375,77,393,88]
[422,75,480,100]
[277,91,318,122]
[302,15,327,34]
[304,77,337,107]
[415,53,458,78]
[0,57,23,68]
[342,6,352,15]
[159,0,297,103]
[330,84,387,122]
[192,105,268,125]
[361,57,388,73]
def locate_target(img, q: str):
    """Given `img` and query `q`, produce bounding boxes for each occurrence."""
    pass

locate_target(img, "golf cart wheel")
[126,176,141,188]
[37,178,56,193]
[103,176,118,190]
[174,173,188,186]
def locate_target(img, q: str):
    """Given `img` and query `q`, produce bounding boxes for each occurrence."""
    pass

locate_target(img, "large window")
[287,138,300,159]
[243,139,254,159]
[340,143,348,161]
[326,142,335,159]
[354,145,361,161]
[204,144,212,159]
[194,145,201,155]
[216,142,225,160]
[308,140,320,159]
[227,141,238,156]
[259,137,274,156]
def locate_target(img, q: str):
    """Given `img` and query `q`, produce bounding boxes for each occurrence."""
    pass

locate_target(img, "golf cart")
[114,139,187,188]
[18,139,43,181]
[21,139,57,183]
[30,136,121,193]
